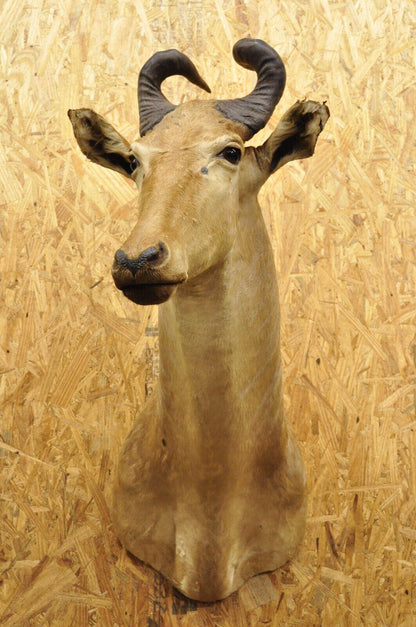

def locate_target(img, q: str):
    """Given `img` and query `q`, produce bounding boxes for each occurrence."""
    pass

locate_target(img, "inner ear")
[269,133,304,172]
[97,145,133,174]
[68,108,134,178]
[255,101,330,177]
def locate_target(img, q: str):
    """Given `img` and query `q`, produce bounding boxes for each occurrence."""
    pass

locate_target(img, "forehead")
[137,100,248,150]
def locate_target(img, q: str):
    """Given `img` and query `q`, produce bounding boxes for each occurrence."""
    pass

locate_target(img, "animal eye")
[218,146,241,165]
[129,155,139,173]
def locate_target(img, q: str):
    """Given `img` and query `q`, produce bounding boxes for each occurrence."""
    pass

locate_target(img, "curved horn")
[138,50,211,136]
[216,39,286,138]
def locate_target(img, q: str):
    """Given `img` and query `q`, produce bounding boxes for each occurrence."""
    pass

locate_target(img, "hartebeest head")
[68,39,330,601]
[69,39,328,306]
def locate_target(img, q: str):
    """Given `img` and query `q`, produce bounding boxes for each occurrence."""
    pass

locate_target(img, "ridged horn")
[138,50,211,136]
[215,39,286,138]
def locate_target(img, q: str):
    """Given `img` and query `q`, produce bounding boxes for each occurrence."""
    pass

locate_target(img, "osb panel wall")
[0,0,415,625]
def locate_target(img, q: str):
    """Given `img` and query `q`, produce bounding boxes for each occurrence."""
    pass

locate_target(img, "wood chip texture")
[0,1,415,625]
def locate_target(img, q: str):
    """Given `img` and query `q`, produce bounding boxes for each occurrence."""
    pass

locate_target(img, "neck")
[157,201,286,473]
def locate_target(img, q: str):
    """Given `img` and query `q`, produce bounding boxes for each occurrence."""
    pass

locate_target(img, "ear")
[254,100,329,179]
[68,108,136,178]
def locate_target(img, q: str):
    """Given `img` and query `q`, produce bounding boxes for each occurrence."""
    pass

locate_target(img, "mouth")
[121,282,182,305]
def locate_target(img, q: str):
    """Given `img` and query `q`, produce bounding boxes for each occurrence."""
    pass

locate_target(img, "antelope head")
[68,39,329,306]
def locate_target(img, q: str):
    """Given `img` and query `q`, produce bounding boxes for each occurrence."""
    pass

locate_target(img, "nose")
[114,241,168,277]
[112,241,170,290]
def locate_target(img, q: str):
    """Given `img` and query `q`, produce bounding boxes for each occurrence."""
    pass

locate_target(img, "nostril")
[150,241,168,264]
[139,245,161,266]
[114,249,140,276]
[115,249,128,266]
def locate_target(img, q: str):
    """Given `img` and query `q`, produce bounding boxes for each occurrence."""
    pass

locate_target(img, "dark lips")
[121,282,180,305]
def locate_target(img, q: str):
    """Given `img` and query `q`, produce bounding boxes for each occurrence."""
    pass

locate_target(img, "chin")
[121,283,179,305]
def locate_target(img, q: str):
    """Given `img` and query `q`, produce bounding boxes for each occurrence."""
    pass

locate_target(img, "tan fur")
[69,95,329,601]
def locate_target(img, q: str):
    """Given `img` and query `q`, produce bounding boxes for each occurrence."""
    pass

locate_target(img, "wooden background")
[0,0,415,625]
